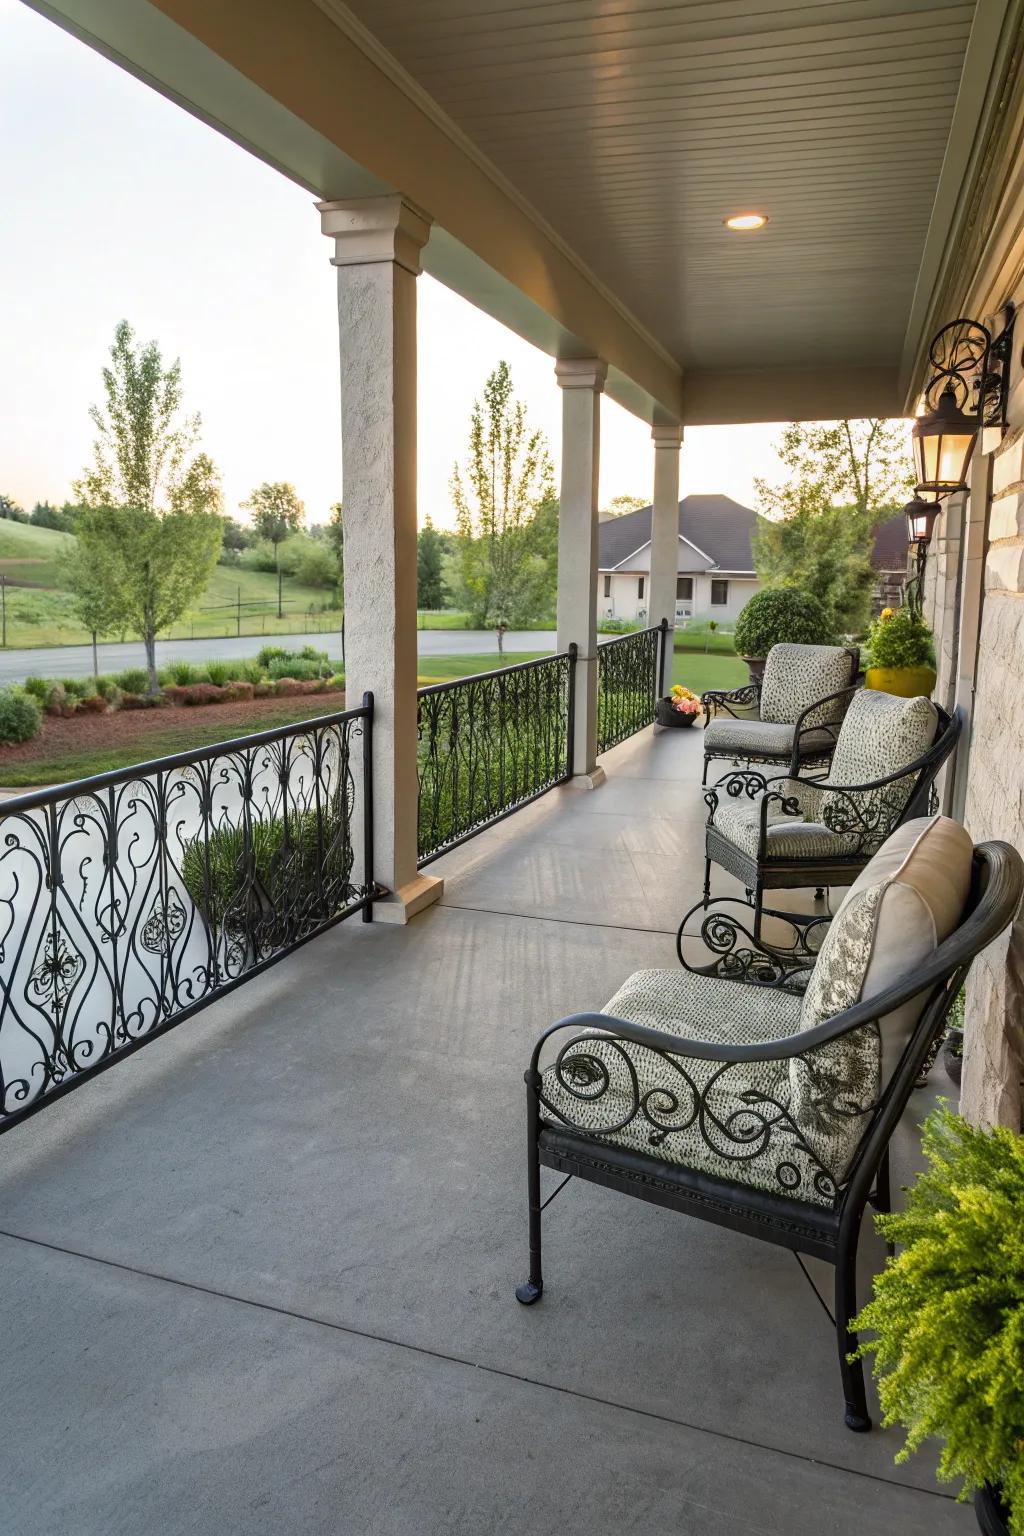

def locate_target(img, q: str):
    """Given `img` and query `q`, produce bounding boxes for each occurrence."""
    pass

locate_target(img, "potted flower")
[656,684,701,728]
[865,605,936,697]
[732,587,834,685]
[854,1108,1024,1535]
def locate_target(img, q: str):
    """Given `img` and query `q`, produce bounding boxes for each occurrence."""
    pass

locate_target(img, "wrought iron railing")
[0,697,379,1135]
[417,650,576,865]
[597,620,667,754]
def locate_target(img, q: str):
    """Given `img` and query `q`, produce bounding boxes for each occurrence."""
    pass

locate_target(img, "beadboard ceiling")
[343,0,976,373]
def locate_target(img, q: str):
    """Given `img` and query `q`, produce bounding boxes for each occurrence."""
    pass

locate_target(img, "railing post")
[566,642,578,779]
[658,617,669,701]
[362,691,375,922]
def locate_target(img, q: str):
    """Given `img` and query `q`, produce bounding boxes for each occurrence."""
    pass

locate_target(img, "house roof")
[599,494,758,573]
[870,512,909,571]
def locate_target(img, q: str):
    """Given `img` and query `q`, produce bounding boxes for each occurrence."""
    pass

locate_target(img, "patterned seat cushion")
[539,968,839,1207]
[759,644,855,727]
[703,718,835,760]
[819,691,938,842]
[713,795,856,862]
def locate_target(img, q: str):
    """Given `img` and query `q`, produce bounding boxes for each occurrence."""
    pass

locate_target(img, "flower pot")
[864,664,937,698]
[943,1027,964,1087]
[656,697,697,728]
[975,1483,1010,1536]
[743,655,766,686]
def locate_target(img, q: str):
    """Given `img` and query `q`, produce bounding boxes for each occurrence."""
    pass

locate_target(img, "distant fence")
[597,621,667,754]
[417,650,575,864]
[0,698,378,1134]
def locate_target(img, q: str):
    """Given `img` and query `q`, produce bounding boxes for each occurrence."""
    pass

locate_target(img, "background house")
[870,512,910,615]
[597,494,759,625]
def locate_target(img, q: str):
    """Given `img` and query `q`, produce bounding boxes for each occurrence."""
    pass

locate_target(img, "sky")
[0,0,791,529]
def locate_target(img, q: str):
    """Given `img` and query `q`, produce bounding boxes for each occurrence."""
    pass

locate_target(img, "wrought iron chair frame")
[701,648,860,786]
[514,841,1022,1432]
[683,702,962,957]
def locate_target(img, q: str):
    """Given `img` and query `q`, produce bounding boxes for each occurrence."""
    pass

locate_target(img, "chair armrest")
[702,682,761,724]
[787,684,861,776]
[704,766,771,824]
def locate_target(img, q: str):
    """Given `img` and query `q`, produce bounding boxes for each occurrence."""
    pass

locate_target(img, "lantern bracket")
[921,302,1015,429]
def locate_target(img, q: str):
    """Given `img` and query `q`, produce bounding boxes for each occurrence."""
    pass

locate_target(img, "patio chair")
[514,818,1023,1431]
[701,643,860,786]
[682,689,962,960]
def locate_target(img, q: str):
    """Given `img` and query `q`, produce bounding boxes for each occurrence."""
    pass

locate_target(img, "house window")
[710,579,729,606]
[603,572,611,598]
[676,576,693,600]
[637,576,645,600]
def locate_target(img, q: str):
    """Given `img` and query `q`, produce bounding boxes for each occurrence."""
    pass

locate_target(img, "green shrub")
[165,660,197,686]
[22,676,48,704]
[60,676,93,702]
[114,667,150,695]
[239,660,264,686]
[205,661,232,687]
[0,687,41,744]
[733,587,833,657]
[257,644,288,669]
[866,606,936,670]
[268,657,322,682]
[92,675,119,702]
[855,1108,1024,1531]
[44,684,70,717]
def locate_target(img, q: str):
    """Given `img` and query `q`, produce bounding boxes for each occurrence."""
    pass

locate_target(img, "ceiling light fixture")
[724,213,768,230]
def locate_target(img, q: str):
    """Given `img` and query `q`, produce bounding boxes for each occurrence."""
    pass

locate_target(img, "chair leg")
[702,754,709,787]
[870,1149,896,1258]
[702,856,712,906]
[752,881,765,946]
[515,1076,544,1305]
[835,1225,872,1432]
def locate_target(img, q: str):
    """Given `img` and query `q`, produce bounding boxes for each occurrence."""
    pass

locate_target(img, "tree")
[601,493,647,518]
[0,493,27,523]
[58,526,126,676]
[71,320,223,692]
[417,518,447,610]
[450,361,555,651]
[753,419,914,634]
[219,515,252,556]
[242,481,305,617]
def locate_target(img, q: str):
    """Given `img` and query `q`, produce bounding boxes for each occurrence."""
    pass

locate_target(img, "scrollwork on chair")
[701,682,761,726]
[704,767,772,820]
[676,895,820,991]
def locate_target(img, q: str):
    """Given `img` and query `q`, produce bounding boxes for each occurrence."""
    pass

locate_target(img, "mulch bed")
[0,689,348,768]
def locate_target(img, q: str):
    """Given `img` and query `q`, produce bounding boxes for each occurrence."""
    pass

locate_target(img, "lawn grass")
[0,520,75,589]
[671,650,747,694]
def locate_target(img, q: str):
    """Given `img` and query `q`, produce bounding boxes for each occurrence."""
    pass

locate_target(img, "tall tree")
[0,493,27,523]
[450,361,555,652]
[601,493,647,518]
[243,481,305,616]
[71,320,223,691]
[753,419,914,634]
[417,518,447,610]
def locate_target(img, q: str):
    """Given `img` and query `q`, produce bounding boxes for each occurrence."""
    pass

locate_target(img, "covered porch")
[1,727,968,1534]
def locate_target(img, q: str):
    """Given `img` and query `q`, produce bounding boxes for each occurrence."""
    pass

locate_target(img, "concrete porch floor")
[1,726,971,1535]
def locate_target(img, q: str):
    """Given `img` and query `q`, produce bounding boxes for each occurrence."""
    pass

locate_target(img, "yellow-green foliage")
[855,1108,1024,1529]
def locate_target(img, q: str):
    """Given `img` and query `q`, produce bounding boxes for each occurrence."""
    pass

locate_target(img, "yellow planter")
[864,665,936,698]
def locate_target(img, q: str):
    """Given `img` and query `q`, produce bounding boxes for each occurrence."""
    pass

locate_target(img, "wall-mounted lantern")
[912,303,1015,497]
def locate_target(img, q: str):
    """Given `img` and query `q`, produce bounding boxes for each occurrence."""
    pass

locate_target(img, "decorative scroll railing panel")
[0,697,378,1134]
[417,650,575,865]
[597,621,667,754]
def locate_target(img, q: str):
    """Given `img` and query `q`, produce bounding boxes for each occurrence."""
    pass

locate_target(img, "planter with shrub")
[854,1108,1024,1535]
[732,587,834,684]
[864,606,936,697]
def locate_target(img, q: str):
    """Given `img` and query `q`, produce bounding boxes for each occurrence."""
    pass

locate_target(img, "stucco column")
[556,358,607,787]
[648,423,683,694]
[318,195,442,922]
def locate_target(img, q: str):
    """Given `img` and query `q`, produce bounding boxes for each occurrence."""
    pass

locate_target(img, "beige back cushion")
[790,816,973,1181]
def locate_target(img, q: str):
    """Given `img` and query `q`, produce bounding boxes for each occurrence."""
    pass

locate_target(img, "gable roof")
[598,494,758,573]
[870,512,909,571]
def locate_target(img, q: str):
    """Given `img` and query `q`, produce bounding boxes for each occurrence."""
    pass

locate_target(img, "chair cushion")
[539,968,840,1208]
[703,718,835,760]
[819,690,937,840]
[713,795,855,862]
[792,816,973,1180]
[759,644,855,727]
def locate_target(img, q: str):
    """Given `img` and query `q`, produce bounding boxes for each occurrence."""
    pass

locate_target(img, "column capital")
[317,195,432,276]
[555,357,607,392]
[652,422,684,448]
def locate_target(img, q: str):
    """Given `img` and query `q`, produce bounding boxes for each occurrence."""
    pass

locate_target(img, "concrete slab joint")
[319,194,441,923]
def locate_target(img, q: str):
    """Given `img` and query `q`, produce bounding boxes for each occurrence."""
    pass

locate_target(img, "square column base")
[372,873,444,924]
[564,767,607,790]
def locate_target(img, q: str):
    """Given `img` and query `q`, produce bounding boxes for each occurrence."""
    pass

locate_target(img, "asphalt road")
[0,629,561,686]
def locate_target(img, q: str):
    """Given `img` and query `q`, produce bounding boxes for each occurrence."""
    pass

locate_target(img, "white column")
[556,358,607,787]
[318,194,442,922]
[648,423,683,695]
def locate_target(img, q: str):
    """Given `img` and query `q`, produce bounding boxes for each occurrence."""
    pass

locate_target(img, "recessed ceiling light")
[724,213,768,231]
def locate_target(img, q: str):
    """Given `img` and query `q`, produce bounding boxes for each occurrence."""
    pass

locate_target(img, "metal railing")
[417,649,576,865]
[597,620,667,754]
[0,697,379,1135]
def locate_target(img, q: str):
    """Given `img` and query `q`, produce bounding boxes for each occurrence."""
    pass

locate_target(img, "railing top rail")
[417,649,572,698]
[0,698,372,817]
[598,620,667,651]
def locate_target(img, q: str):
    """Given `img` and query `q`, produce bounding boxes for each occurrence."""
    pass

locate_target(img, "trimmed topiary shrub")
[854,1108,1024,1532]
[733,587,834,657]
[0,687,42,744]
